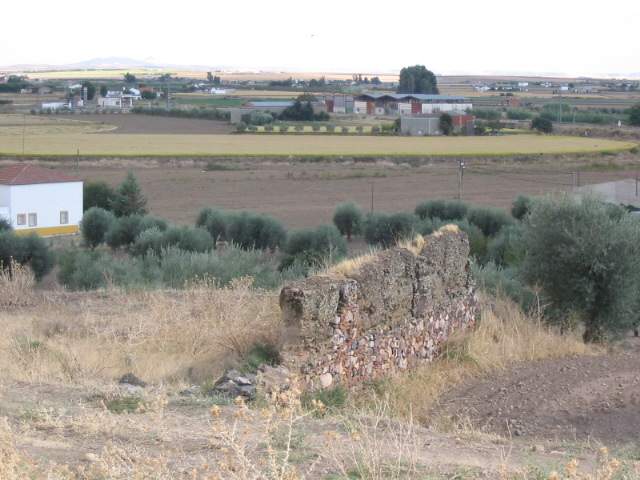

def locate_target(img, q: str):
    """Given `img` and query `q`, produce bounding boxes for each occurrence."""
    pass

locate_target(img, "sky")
[2,0,639,77]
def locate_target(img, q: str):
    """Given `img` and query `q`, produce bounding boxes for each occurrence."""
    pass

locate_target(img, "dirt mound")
[435,336,640,444]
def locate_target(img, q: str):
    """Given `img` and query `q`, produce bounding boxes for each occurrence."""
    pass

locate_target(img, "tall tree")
[397,65,439,94]
[124,72,137,84]
[81,81,96,100]
[111,172,148,217]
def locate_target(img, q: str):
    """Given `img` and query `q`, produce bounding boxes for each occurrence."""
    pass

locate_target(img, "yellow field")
[0,133,634,157]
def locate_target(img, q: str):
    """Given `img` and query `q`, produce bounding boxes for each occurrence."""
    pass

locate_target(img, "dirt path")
[435,336,640,444]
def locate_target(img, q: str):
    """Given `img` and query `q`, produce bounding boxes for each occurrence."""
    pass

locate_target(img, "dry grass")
[366,295,597,423]
[0,278,281,385]
[0,260,36,308]
[0,132,633,157]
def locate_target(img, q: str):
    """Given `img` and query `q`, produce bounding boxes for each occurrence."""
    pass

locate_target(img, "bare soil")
[435,336,640,445]
[75,157,640,228]
[58,113,234,134]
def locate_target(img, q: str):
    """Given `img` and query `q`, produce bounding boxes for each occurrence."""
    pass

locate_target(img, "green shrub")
[57,249,108,290]
[485,224,525,267]
[242,343,281,373]
[162,226,213,253]
[511,195,533,220]
[106,215,144,249]
[282,225,347,269]
[473,262,539,314]
[196,208,229,243]
[81,207,115,248]
[83,181,116,212]
[0,217,12,232]
[522,195,640,341]
[226,212,286,251]
[531,116,553,133]
[466,206,514,237]
[0,232,53,280]
[139,215,168,232]
[363,212,416,247]
[130,227,165,257]
[415,199,468,221]
[333,202,363,240]
[301,386,347,413]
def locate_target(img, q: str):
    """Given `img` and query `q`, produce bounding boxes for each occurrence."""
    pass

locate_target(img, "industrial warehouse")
[353,93,472,116]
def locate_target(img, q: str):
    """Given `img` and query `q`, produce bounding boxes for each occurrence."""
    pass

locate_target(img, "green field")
[0,133,634,157]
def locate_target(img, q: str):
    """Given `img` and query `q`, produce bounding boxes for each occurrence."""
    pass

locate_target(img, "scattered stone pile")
[279,226,478,390]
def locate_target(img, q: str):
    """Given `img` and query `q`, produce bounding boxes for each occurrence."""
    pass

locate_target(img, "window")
[28,213,37,227]
[16,214,26,226]
[60,211,69,225]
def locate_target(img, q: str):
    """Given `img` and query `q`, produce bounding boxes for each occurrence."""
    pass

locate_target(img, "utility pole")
[22,114,25,155]
[370,182,374,213]
[457,160,465,200]
[636,173,638,197]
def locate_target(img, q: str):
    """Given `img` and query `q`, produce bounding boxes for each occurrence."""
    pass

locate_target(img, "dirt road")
[435,336,640,444]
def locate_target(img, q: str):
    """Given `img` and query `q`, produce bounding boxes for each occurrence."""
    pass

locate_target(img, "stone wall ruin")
[279,225,479,390]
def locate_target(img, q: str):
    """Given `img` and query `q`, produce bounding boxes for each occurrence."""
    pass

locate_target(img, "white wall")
[9,182,83,231]
[0,185,10,224]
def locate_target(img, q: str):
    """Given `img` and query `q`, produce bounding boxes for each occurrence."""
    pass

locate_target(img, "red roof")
[0,164,80,186]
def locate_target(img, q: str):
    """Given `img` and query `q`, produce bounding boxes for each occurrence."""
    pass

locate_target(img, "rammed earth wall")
[279,226,479,390]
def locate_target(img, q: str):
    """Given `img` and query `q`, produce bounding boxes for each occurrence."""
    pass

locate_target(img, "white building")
[0,164,83,236]
[99,90,141,110]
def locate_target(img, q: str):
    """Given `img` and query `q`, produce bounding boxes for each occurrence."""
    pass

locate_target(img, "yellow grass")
[0,279,281,385]
[0,133,633,157]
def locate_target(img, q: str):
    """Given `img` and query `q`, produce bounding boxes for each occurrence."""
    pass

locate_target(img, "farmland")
[34,152,638,228]
[0,131,633,157]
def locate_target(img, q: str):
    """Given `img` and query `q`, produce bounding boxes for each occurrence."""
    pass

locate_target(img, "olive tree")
[333,202,363,240]
[522,195,640,341]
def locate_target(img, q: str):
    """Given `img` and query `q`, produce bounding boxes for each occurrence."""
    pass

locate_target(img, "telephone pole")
[457,160,465,200]
[370,182,374,213]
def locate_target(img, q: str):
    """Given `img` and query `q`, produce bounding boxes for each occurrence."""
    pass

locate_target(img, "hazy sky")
[2,0,639,76]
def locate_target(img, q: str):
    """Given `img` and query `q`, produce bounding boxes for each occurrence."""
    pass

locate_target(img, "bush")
[131,227,165,257]
[59,244,307,291]
[105,215,144,249]
[531,116,553,133]
[196,208,229,243]
[226,212,286,251]
[111,172,148,217]
[58,249,109,290]
[162,226,213,253]
[522,195,640,341]
[139,215,168,232]
[473,262,539,314]
[439,113,453,135]
[333,202,363,240]
[81,207,115,248]
[466,206,514,237]
[485,224,525,267]
[363,212,416,247]
[83,181,116,212]
[0,217,11,232]
[511,195,533,220]
[281,225,347,269]
[0,232,53,280]
[415,199,468,221]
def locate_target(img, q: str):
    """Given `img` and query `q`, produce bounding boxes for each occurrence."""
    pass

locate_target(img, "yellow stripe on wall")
[14,225,79,237]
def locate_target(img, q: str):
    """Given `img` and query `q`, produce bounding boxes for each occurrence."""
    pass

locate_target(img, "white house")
[0,164,83,236]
